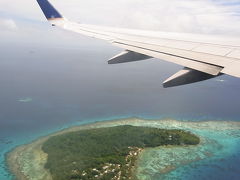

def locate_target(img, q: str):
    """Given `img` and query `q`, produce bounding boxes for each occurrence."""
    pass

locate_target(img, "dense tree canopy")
[42,125,200,180]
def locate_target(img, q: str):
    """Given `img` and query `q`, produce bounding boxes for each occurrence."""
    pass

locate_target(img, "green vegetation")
[42,125,200,180]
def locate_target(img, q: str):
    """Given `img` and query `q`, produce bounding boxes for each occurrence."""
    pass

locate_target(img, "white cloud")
[57,0,240,35]
[0,18,17,30]
[0,0,240,35]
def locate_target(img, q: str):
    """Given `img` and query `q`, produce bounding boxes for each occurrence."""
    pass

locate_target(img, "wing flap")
[227,49,240,59]
[112,39,237,67]
[113,41,223,75]
[222,61,240,78]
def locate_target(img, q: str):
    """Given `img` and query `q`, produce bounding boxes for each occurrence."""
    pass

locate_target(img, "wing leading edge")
[36,0,240,87]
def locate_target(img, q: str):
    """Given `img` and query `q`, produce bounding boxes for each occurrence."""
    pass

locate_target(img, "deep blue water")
[0,24,240,179]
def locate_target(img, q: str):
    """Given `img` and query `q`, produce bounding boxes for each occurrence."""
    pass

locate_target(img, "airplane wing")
[36,0,240,87]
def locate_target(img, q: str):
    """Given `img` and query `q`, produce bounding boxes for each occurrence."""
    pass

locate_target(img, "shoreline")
[6,118,240,180]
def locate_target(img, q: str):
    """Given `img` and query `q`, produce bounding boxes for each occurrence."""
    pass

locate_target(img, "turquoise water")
[134,120,240,180]
[2,118,240,180]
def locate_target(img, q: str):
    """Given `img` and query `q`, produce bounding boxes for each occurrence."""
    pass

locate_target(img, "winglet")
[36,0,64,21]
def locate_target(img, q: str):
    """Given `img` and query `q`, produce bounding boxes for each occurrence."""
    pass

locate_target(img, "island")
[6,119,200,180]
[42,125,199,180]
[18,97,32,103]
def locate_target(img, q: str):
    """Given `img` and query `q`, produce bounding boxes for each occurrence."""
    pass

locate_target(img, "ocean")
[0,25,240,179]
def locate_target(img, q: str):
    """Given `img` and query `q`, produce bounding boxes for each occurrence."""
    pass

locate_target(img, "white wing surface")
[36,0,240,87]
